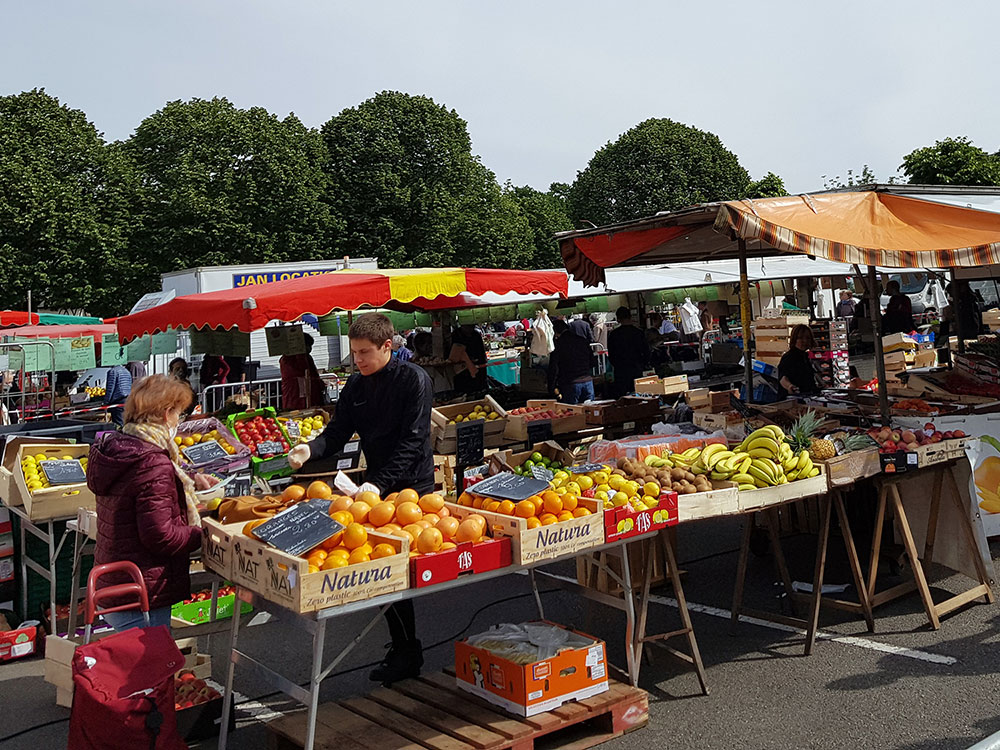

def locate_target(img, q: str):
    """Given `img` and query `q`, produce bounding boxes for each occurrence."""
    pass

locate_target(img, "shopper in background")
[836,291,856,319]
[168,357,191,385]
[882,280,915,335]
[224,355,248,386]
[548,319,595,404]
[659,313,680,342]
[103,363,133,427]
[392,334,413,362]
[199,354,230,389]
[590,313,609,350]
[87,374,210,632]
[125,360,147,382]
[777,324,818,400]
[280,334,326,410]
[450,323,487,395]
[943,281,984,343]
[568,314,594,343]
[607,306,649,397]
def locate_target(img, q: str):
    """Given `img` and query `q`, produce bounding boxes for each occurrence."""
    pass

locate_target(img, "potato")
[670,467,685,481]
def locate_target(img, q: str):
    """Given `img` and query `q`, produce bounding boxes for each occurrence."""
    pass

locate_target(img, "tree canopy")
[507,184,574,268]
[0,89,133,315]
[900,136,1000,186]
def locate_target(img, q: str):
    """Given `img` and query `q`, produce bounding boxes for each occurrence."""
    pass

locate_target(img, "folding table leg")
[218,601,242,749]
[731,516,754,634]
[661,529,709,695]
[888,484,941,629]
[833,492,875,631]
[804,493,833,655]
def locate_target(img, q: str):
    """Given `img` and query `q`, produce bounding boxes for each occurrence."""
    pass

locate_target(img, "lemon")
[34,454,48,461]
[22,456,36,465]
[612,491,629,506]
[61,455,74,460]
[595,490,609,501]
[592,471,609,485]
[174,437,183,445]
[608,475,625,492]
[576,475,594,491]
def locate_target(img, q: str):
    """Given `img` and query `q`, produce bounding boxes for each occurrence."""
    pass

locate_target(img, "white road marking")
[206,678,285,723]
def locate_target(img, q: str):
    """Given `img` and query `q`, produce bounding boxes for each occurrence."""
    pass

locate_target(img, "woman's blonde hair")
[123,374,194,424]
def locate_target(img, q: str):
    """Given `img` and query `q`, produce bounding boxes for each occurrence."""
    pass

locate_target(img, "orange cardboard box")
[454,621,608,716]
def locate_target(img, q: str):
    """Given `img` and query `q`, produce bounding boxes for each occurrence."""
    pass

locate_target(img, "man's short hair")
[616,306,631,322]
[349,312,394,346]
[552,319,569,336]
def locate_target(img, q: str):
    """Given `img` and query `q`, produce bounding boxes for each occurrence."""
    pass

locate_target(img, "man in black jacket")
[549,319,595,403]
[607,306,649,397]
[288,312,432,684]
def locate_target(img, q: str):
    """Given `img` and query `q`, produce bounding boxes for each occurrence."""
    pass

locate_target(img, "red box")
[455,622,608,716]
[0,623,38,661]
[604,491,678,542]
[410,537,512,588]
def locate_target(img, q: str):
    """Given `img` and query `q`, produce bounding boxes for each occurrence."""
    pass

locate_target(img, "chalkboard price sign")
[252,502,345,557]
[284,420,301,441]
[530,465,554,482]
[224,474,252,497]
[470,471,550,502]
[181,441,229,466]
[456,420,485,467]
[526,419,553,445]
[39,459,87,485]
[571,463,605,474]
[256,441,284,457]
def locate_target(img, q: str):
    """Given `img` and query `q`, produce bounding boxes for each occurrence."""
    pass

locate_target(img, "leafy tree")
[568,118,751,226]
[321,91,533,269]
[900,136,1000,185]
[0,89,134,315]
[506,184,574,268]
[745,172,788,199]
[125,98,339,291]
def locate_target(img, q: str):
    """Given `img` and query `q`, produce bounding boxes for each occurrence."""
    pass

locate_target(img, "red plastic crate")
[410,537,512,588]
[604,491,678,542]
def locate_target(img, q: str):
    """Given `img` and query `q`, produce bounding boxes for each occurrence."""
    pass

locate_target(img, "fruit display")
[179,584,236,604]
[84,385,106,398]
[20,452,88,494]
[508,405,577,422]
[174,428,240,455]
[456,487,594,527]
[944,371,1000,399]
[447,403,502,425]
[174,671,220,710]
[232,415,290,457]
[510,450,568,476]
[867,422,966,453]
[281,412,329,443]
[975,436,1000,513]
[608,455,708,504]
[892,398,933,413]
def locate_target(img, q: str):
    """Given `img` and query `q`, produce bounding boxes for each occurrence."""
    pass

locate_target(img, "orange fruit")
[417,527,444,554]
[561,494,579,512]
[402,523,425,543]
[385,492,399,504]
[415,519,433,529]
[307,481,333,500]
[282,484,307,503]
[483,500,501,513]
[529,495,544,512]
[515,500,536,518]
[380,522,402,534]
[348,548,371,565]
[526,517,542,529]
[368,502,395,527]
[542,494,563,515]
[573,507,592,517]
[441,541,457,551]
[371,543,396,559]
[308,564,320,574]
[327,547,351,559]
[396,501,423,525]
[539,513,558,525]
[436,516,460,540]
[342,523,368,550]
[349,501,372,524]
[331,510,353,528]
[497,500,516,516]
[242,519,266,538]
[422,513,441,526]
[332,495,354,512]
[557,510,574,522]
[542,490,561,505]
[321,531,344,550]
[409,550,420,558]
[418,493,445,513]
[438,506,451,517]
[321,555,348,570]
[358,542,373,556]
[397,488,420,504]
[466,514,487,532]
[456,519,483,543]
[457,492,474,507]
[472,496,484,509]
[356,490,381,506]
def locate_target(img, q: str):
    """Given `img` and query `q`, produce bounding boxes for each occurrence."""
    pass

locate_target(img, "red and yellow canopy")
[116,267,569,342]
[0,310,40,328]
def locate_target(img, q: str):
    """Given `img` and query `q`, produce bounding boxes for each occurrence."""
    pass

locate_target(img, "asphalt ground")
[2,513,999,750]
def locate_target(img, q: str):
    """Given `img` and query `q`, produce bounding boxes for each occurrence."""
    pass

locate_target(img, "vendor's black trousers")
[385,601,416,645]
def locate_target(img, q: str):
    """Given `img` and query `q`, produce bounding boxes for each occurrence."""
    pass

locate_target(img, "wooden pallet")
[267,673,648,750]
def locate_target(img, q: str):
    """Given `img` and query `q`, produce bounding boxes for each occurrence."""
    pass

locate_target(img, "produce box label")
[519,512,602,565]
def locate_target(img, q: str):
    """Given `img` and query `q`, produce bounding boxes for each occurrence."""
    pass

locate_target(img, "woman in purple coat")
[87,374,206,631]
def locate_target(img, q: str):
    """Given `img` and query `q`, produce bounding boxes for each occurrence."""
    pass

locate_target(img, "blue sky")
[5,1,998,195]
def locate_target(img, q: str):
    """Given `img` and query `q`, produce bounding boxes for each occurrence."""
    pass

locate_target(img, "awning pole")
[738,239,754,403]
[868,265,890,423]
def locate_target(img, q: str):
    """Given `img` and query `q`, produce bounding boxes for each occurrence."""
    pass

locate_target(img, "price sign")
[456,420,485,467]
[39,459,87,485]
[225,475,252,497]
[284,421,301,441]
[126,335,152,362]
[181,441,229,466]
[101,334,128,366]
[151,331,178,356]
[471,472,550,502]
[265,325,306,356]
[526,419,553,444]
[70,337,96,370]
[530,465,554,482]
[52,339,74,371]
[249,502,344,557]
[571,463,605,474]
[256,441,284,456]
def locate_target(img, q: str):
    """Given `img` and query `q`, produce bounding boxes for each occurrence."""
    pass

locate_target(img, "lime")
[530,452,543,462]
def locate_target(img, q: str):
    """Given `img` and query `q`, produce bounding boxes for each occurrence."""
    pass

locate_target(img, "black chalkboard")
[471,471,550,502]
[181,441,229,466]
[252,502,345,557]
[224,474,252,497]
[456,420,485,467]
[571,463,604,474]
[256,440,284,456]
[526,419,553,444]
[530,465,554,482]
[39,459,86,485]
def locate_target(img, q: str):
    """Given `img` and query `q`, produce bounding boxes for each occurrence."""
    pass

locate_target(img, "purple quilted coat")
[87,432,202,610]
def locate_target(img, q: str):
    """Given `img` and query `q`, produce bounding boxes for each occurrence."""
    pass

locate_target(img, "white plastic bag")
[679,298,703,335]
[530,309,555,357]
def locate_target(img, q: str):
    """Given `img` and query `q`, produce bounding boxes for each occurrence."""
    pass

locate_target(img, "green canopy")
[38,313,104,325]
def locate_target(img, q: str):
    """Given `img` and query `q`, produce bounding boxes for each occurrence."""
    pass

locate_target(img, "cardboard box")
[692,411,741,431]
[633,374,688,396]
[684,388,711,410]
[431,395,509,453]
[490,440,576,475]
[821,448,881,488]
[504,401,587,440]
[11,442,95,521]
[455,622,608,717]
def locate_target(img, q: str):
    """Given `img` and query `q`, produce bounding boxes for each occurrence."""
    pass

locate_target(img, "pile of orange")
[456,490,591,529]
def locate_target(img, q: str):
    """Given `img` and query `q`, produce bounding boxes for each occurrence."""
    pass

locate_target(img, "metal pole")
[27,290,31,319]
[868,266,890,423]
[738,239,754,402]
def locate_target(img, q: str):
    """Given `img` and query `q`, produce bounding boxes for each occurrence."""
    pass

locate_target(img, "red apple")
[924,422,936,431]
[954,430,966,438]
[883,440,896,451]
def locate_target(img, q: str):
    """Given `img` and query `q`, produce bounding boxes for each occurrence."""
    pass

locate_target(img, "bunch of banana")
[657,447,703,470]
[643,453,673,468]
[725,425,820,490]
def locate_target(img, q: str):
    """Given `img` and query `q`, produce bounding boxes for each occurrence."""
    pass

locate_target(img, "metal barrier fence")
[199,374,341,413]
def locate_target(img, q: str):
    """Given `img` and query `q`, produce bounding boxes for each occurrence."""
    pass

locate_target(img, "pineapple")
[788,410,836,460]
[840,432,875,455]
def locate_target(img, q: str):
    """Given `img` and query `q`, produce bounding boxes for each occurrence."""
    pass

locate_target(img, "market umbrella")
[0,310,40,328]
[115,267,570,342]
[2,323,118,339]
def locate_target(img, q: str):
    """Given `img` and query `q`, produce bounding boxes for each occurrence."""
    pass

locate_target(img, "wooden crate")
[11,442,95,521]
[267,672,648,750]
[675,485,740,522]
[633,374,688,396]
[737,465,827,512]
[577,537,668,594]
[684,388,711,410]
[489,440,576,475]
[504,401,588,441]
[911,442,950,468]
[432,395,510,453]
[201,518,410,613]
[820,448,881,488]
[446,499,603,566]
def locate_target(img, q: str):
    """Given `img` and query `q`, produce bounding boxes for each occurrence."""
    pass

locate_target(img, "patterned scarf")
[122,421,201,527]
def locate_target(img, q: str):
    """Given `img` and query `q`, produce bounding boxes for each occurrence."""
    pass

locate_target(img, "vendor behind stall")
[608,306,649,397]
[280,334,326,410]
[450,323,487,395]
[777,324,818,400]
[548,319,595,404]
[288,313,432,685]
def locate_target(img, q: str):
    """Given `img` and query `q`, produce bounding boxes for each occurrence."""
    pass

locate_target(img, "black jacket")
[549,331,594,393]
[308,357,434,495]
[776,347,817,400]
[607,323,649,377]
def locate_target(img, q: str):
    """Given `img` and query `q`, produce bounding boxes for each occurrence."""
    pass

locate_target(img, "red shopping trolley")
[67,561,188,750]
